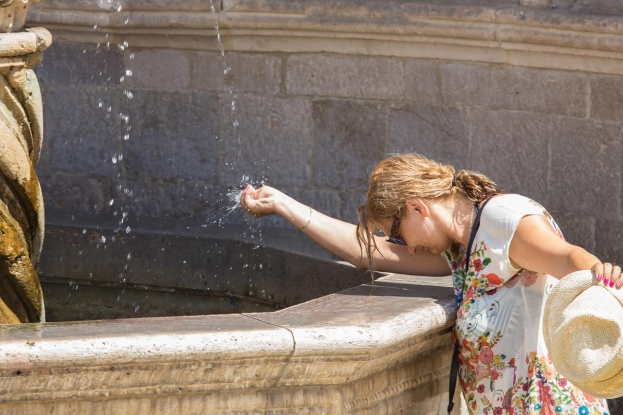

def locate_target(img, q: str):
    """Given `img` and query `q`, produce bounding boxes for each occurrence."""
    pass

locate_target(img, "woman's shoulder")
[484,194,546,216]
[481,194,549,237]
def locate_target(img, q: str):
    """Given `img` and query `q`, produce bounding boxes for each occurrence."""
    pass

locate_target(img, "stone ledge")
[0,273,455,410]
[27,1,623,76]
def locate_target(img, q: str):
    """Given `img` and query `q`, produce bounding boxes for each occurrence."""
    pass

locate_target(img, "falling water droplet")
[127,253,132,260]
[109,199,114,206]
[126,226,132,234]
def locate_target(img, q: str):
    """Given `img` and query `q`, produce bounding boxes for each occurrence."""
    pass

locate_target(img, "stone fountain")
[0,0,49,324]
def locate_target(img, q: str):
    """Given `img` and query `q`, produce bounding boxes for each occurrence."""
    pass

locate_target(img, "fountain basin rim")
[0,275,455,391]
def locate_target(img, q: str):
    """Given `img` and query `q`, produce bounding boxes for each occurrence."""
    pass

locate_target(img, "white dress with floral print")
[443,194,609,415]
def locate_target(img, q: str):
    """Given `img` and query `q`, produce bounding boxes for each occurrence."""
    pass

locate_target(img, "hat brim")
[544,270,623,399]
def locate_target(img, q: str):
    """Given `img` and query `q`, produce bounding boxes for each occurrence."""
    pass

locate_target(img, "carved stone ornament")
[0,0,49,323]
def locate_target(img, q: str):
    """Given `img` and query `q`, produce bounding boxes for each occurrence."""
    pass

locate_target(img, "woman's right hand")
[240,184,284,218]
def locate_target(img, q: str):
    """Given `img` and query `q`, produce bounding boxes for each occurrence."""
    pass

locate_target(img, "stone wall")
[29,0,623,264]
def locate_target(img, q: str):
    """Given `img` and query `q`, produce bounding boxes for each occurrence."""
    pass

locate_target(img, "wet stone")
[43,86,121,178]
[35,42,124,88]
[126,49,191,91]
[41,174,110,214]
[192,52,282,94]
[216,94,313,188]
[122,90,218,181]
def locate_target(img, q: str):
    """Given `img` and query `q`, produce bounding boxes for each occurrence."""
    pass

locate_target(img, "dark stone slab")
[470,108,551,205]
[121,90,218,180]
[550,117,622,220]
[36,41,124,88]
[311,99,387,191]
[216,93,313,188]
[490,66,588,118]
[43,86,121,178]
[388,104,470,170]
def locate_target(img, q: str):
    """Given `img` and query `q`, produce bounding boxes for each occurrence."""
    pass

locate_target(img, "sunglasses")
[386,215,407,246]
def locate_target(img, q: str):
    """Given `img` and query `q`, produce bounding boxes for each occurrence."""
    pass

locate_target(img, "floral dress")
[443,194,609,415]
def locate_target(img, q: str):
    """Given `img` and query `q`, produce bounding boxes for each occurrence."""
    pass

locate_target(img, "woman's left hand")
[592,262,623,289]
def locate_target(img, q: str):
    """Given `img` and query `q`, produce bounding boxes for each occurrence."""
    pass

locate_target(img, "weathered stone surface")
[126,49,190,91]
[122,90,217,180]
[549,211,595,253]
[43,87,121,178]
[590,75,623,122]
[157,180,220,219]
[404,59,441,104]
[490,66,588,118]
[192,52,282,94]
[388,104,470,170]
[216,94,313,187]
[470,109,551,205]
[286,55,403,100]
[41,174,110,213]
[109,179,163,218]
[341,190,366,225]
[441,63,489,107]
[311,99,387,191]
[550,117,621,220]
[595,219,623,266]
[35,42,123,87]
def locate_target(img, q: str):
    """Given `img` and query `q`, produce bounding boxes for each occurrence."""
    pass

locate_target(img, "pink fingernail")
[610,280,616,288]
[604,278,610,286]
[596,274,603,281]
[616,281,623,289]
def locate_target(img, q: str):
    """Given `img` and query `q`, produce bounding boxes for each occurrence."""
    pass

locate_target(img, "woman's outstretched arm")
[241,185,451,276]
[510,215,620,285]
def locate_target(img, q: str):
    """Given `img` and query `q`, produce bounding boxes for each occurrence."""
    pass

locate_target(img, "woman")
[241,153,614,414]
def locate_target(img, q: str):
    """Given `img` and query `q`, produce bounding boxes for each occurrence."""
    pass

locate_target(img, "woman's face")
[382,199,454,255]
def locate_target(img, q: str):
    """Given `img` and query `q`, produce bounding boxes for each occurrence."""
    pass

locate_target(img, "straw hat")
[543,270,623,399]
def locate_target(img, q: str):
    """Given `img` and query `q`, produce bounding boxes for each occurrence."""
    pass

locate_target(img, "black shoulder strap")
[447,197,493,414]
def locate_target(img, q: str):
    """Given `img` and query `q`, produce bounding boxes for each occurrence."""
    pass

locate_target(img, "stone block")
[43,87,121,178]
[490,66,588,118]
[590,75,623,122]
[470,109,551,204]
[595,219,623,265]
[158,180,222,220]
[36,42,124,88]
[192,52,282,94]
[341,191,366,225]
[126,49,190,91]
[216,94,313,188]
[311,99,387,191]
[550,117,621,220]
[549,211,595,253]
[122,90,218,180]
[40,173,110,214]
[404,60,441,104]
[388,104,470,170]
[109,179,163,219]
[286,55,403,100]
[440,63,489,107]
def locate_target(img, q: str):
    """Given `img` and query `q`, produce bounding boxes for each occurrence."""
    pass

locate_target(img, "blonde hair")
[356,153,502,273]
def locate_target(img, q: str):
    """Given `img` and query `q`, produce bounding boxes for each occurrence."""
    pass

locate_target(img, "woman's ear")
[405,198,431,217]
